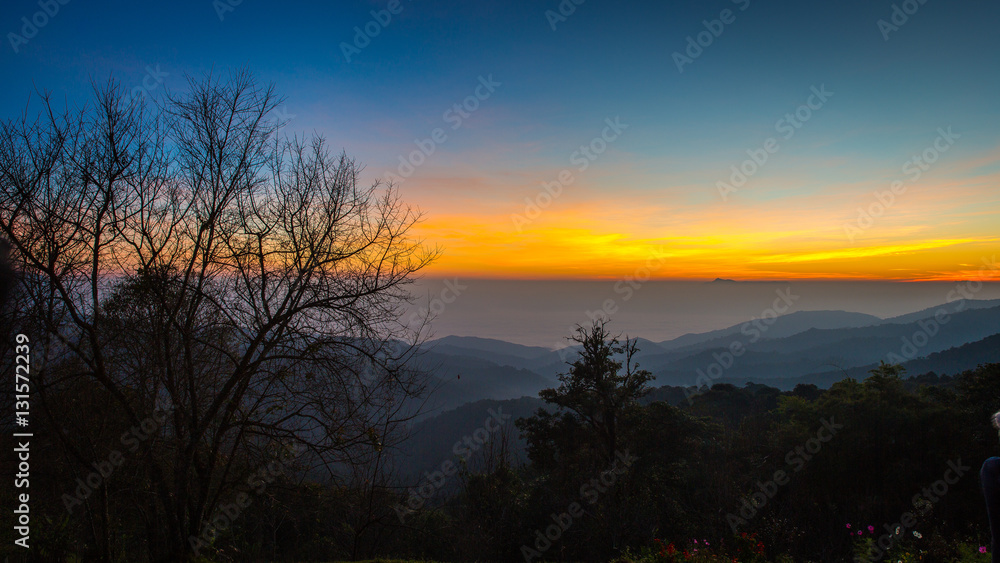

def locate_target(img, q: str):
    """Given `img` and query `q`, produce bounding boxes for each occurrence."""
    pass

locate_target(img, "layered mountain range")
[411,298,1000,414]
[395,298,1000,479]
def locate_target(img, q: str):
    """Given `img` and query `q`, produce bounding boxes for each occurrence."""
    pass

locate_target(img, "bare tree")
[0,69,435,561]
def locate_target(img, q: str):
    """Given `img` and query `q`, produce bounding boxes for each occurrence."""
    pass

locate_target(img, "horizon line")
[412,275,1000,283]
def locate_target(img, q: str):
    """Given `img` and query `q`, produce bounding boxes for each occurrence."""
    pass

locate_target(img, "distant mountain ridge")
[397,300,1000,479]
[880,298,1000,324]
[412,299,1000,414]
[655,310,883,352]
[427,335,554,359]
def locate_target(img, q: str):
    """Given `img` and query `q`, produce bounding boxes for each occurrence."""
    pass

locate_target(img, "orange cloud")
[400,145,1000,281]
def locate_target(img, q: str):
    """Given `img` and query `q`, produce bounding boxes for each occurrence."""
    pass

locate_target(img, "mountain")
[900,332,1000,375]
[753,331,1000,390]
[654,300,1000,355]
[426,335,554,360]
[651,306,1000,387]
[880,298,1000,325]
[397,303,1000,477]
[423,335,567,376]
[411,300,1000,413]
[655,310,882,352]
[397,327,1000,480]
[409,350,553,416]
[744,302,1000,358]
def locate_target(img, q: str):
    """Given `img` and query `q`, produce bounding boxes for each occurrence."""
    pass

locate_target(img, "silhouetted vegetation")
[2,72,997,562]
[5,314,998,561]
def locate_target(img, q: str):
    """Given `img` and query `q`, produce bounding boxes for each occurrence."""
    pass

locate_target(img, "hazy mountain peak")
[425,335,555,359]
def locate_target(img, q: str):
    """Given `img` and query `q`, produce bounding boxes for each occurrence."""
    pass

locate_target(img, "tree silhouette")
[538,320,654,463]
[0,69,434,561]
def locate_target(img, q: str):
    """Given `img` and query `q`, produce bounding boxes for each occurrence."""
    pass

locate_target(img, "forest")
[3,318,999,562]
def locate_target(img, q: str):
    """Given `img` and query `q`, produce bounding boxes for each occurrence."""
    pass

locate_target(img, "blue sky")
[3,0,999,280]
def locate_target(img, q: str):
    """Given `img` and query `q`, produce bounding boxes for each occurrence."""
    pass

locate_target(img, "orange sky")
[403,148,1000,282]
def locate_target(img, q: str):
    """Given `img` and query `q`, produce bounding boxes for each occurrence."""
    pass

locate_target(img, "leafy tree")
[516,322,676,560]
[531,320,654,464]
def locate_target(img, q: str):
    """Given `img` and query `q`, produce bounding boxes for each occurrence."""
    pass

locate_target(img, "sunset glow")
[404,152,1000,280]
[3,0,998,282]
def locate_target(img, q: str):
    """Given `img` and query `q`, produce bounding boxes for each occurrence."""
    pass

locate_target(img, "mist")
[407,278,1000,347]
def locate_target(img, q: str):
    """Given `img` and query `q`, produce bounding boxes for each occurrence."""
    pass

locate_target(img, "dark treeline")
[4,320,999,562]
[365,326,998,563]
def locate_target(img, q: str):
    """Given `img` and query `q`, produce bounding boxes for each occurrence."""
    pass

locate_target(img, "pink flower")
[867,525,874,533]
[981,546,989,554]
[846,523,852,529]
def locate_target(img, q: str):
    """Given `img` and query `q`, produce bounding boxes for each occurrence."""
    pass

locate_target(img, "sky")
[2,0,999,283]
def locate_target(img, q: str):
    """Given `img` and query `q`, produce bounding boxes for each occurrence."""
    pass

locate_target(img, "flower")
[981,546,989,554]
[846,523,852,529]
[858,530,862,535]
[867,525,875,533]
